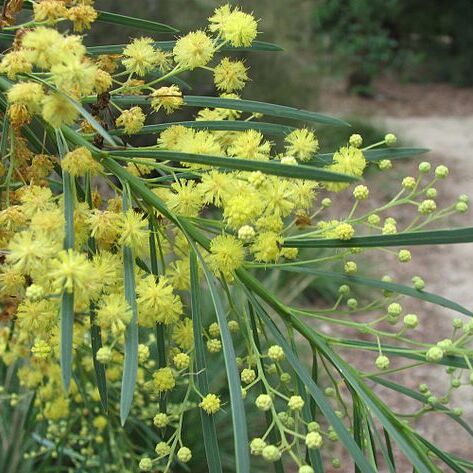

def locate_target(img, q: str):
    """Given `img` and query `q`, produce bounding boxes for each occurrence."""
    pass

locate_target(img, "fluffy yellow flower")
[136,275,183,326]
[6,231,58,275]
[325,146,366,192]
[165,180,204,217]
[67,4,98,32]
[51,57,98,97]
[0,50,33,79]
[208,234,244,280]
[251,232,283,262]
[61,147,103,177]
[21,27,69,69]
[49,249,93,293]
[210,6,258,47]
[214,58,248,92]
[7,82,44,113]
[122,37,171,76]
[153,367,175,393]
[198,170,233,207]
[172,318,194,350]
[33,0,67,23]
[115,107,146,134]
[228,130,271,160]
[199,393,221,414]
[285,129,319,161]
[118,209,149,252]
[223,194,263,228]
[151,85,183,114]
[94,69,113,94]
[96,294,132,331]
[173,30,215,70]
[41,93,79,128]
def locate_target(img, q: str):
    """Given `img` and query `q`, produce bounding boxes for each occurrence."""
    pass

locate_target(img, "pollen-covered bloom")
[208,234,245,280]
[326,145,366,192]
[209,5,258,47]
[33,0,67,24]
[285,129,319,161]
[214,58,248,92]
[67,4,98,32]
[251,232,283,262]
[41,93,79,128]
[151,85,184,114]
[228,130,271,160]
[122,37,171,76]
[7,82,44,114]
[172,318,194,350]
[115,107,146,134]
[118,209,149,252]
[61,147,103,177]
[153,367,176,393]
[136,275,183,326]
[49,249,93,293]
[50,57,98,97]
[199,393,221,414]
[0,50,33,79]
[173,30,215,70]
[95,294,133,331]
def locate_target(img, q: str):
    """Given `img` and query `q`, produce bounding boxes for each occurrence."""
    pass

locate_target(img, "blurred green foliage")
[314,0,473,93]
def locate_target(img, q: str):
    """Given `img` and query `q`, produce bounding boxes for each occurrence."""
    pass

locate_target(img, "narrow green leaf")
[87,40,282,55]
[101,95,350,126]
[285,227,473,248]
[57,132,74,391]
[95,11,178,33]
[277,266,472,317]
[147,217,167,414]
[108,149,359,183]
[120,190,139,426]
[196,255,250,473]
[312,148,429,166]
[85,177,108,411]
[190,252,223,473]
[110,120,296,136]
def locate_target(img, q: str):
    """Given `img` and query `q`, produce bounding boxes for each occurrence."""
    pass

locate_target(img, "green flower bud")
[347,298,358,309]
[426,346,444,362]
[402,176,416,189]
[387,303,402,316]
[375,355,390,370]
[435,165,449,179]
[425,187,437,198]
[338,284,350,295]
[353,184,369,200]
[398,249,411,263]
[403,314,418,329]
[378,159,392,170]
[418,161,431,173]
[344,261,357,274]
[349,133,363,148]
[321,197,332,208]
[418,199,437,215]
[385,133,397,146]
[262,445,281,462]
